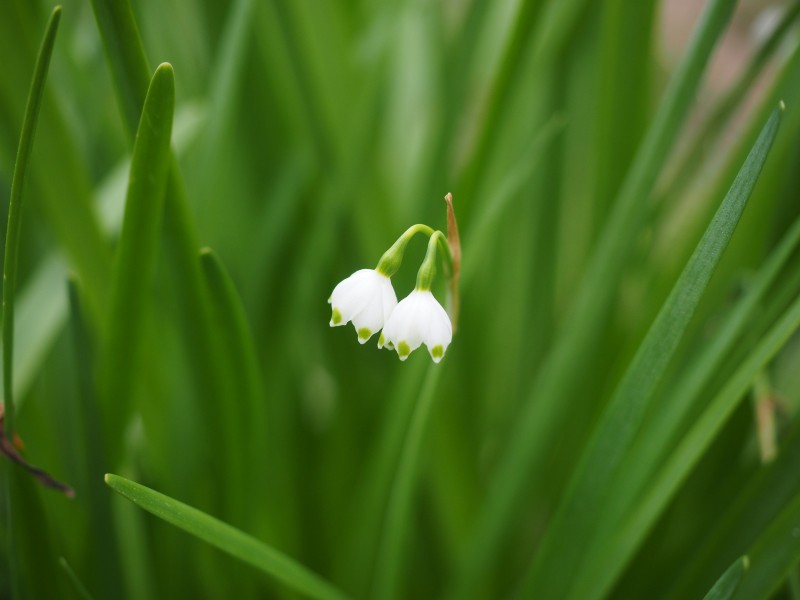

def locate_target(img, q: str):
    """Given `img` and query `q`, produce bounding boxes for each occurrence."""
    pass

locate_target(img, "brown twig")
[0,405,74,497]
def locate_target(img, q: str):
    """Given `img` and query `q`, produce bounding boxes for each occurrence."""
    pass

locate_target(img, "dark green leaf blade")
[2,5,61,437]
[522,104,783,600]
[704,556,749,600]
[733,494,800,600]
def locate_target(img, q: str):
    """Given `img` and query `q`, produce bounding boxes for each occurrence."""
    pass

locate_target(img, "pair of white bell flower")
[328,196,460,364]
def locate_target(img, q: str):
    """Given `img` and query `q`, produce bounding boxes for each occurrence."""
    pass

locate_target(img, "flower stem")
[375,224,435,277]
[415,231,449,291]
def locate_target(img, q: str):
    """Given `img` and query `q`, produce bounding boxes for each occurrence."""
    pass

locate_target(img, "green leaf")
[2,4,60,437]
[526,99,783,598]
[593,261,800,600]
[59,557,95,600]
[703,556,748,600]
[600,209,800,573]
[522,102,783,600]
[104,474,351,600]
[371,365,443,600]
[102,63,174,456]
[198,247,268,521]
[87,0,152,138]
[669,424,800,598]
[67,279,125,599]
[448,0,740,595]
[0,102,204,416]
[89,0,233,465]
[732,494,800,600]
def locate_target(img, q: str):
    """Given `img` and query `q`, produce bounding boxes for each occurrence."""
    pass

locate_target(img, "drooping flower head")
[328,269,397,343]
[379,290,452,362]
[328,193,460,362]
[379,230,453,363]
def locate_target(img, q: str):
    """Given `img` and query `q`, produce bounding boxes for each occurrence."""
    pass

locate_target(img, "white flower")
[379,290,452,363]
[328,269,398,343]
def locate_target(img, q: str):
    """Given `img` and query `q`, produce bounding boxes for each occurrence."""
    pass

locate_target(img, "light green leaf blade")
[104,474,351,600]
[102,63,174,455]
[2,4,61,436]
[704,556,749,600]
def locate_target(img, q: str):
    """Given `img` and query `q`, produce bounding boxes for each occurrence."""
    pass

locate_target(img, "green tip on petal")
[330,308,342,326]
[431,345,444,361]
[378,333,385,348]
[397,341,411,359]
[357,327,372,343]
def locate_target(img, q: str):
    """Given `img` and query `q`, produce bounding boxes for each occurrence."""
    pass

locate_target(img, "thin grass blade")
[2,5,60,437]
[704,557,749,600]
[59,557,95,600]
[732,494,800,600]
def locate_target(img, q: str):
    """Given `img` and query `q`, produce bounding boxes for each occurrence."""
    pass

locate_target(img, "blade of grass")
[448,1,740,595]
[370,365,442,600]
[704,557,749,600]
[101,63,174,458]
[600,210,800,560]
[199,248,268,527]
[58,557,95,600]
[589,275,800,599]
[67,278,125,600]
[732,493,800,600]
[89,0,239,479]
[2,5,60,437]
[0,101,204,416]
[104,474,351,600]
[87,0,151,135]
[456,0,591,203]
[334,359,427,597]
[668,424,800,598]
[521,103,783,600]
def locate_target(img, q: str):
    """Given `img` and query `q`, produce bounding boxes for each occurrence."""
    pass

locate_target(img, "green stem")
[416,231,451,291]
[375,224,435,277]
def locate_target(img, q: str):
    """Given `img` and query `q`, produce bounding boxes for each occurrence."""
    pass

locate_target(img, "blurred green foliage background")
[2,0,800,598]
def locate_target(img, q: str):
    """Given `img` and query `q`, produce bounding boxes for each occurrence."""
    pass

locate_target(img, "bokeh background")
[2,0,800,598]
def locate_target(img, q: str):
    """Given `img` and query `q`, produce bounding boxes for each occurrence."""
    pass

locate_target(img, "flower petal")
[328,269,398,340]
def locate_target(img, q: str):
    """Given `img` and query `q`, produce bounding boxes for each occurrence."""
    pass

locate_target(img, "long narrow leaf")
[371,365,442,600]
[523,104,782,599]
[102,63,174,456]
[704,557,749,600]
[591,265,800,599]
[2,5,60,437]
[733,494,800,600]
[449,1,740,594]
[105,474,351,600]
